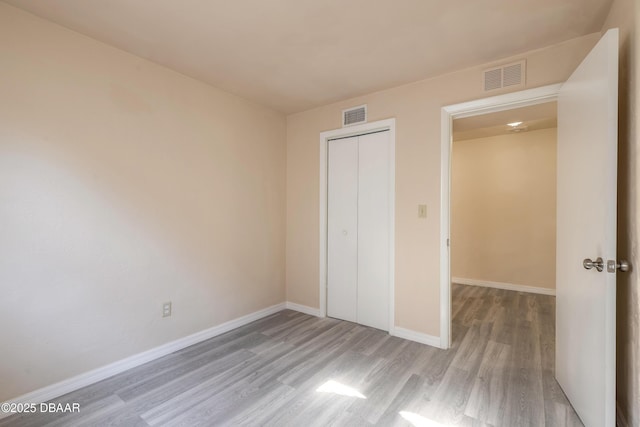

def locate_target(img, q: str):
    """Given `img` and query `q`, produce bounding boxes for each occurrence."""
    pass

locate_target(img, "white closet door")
[327,137,358,322]
[357,131,390,331]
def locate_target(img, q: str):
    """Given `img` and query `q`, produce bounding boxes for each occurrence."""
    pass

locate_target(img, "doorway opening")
[451,101,558,297]
[450,99,559,374]
[440,84,561,348]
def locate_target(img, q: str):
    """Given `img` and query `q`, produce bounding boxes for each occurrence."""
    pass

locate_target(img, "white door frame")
[319,118,396,332]
[440,84,561,349]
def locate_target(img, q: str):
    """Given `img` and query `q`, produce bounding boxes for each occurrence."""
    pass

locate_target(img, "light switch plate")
[163,302,172,317]
[418,204,427,218]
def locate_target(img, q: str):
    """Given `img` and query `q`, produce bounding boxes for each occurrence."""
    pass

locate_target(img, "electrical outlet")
[162,302,172,317]
[418,204,427,218]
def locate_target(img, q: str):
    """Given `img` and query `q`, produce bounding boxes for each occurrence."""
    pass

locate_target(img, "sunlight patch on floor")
[399,411,447,427]
[315,380,366,399]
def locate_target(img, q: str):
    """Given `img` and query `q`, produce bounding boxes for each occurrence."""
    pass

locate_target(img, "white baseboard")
[391,326,443,349]
[2,300,454,419]
[617,401,629,427]
[284,304,444,351]
[0,302,286,419]
[452,277,556,296]
[285,301,321,317]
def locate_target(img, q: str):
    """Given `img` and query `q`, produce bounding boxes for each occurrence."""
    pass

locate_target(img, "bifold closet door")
[327,136,358,322]
[357,131,390,331]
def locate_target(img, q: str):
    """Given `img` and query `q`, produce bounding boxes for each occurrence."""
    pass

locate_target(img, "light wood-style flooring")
[1,284,583,426]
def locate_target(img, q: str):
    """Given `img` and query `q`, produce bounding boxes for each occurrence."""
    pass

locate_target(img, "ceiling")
[453,102,557,141]
[4,0,612,113]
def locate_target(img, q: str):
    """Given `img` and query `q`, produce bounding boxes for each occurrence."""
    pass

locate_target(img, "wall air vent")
[483,60,526,92]
[342,105,367,127]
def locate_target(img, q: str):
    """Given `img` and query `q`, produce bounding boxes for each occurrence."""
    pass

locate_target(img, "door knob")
[607,259,630,273]
[583,257,604,272]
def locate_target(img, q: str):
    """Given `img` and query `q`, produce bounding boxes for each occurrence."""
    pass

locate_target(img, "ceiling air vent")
[483,60,526,92]
[342,105,367,127]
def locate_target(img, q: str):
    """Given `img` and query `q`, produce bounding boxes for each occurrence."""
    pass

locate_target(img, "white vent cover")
[483,60,526,92]
[342,105,367,127]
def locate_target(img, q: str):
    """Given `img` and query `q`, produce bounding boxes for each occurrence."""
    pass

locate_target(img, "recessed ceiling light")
[507,121,523,127]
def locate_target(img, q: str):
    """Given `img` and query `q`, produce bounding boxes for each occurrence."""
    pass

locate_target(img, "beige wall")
[286,33,599,336]
[451,128,557,289]
[3,0,634,411]
[0,4,286,402]
[601,0,639,425]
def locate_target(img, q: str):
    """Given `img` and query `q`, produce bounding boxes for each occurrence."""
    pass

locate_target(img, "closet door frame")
[319,118,396,333]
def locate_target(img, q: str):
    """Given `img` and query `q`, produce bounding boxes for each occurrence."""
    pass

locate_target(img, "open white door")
[556,28,618,427]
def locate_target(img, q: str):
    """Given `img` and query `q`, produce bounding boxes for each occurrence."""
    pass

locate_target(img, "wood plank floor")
[1,284,583,426]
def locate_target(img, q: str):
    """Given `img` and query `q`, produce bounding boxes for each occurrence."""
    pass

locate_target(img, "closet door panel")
[357,132,390,331]
[327,137,358,322]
